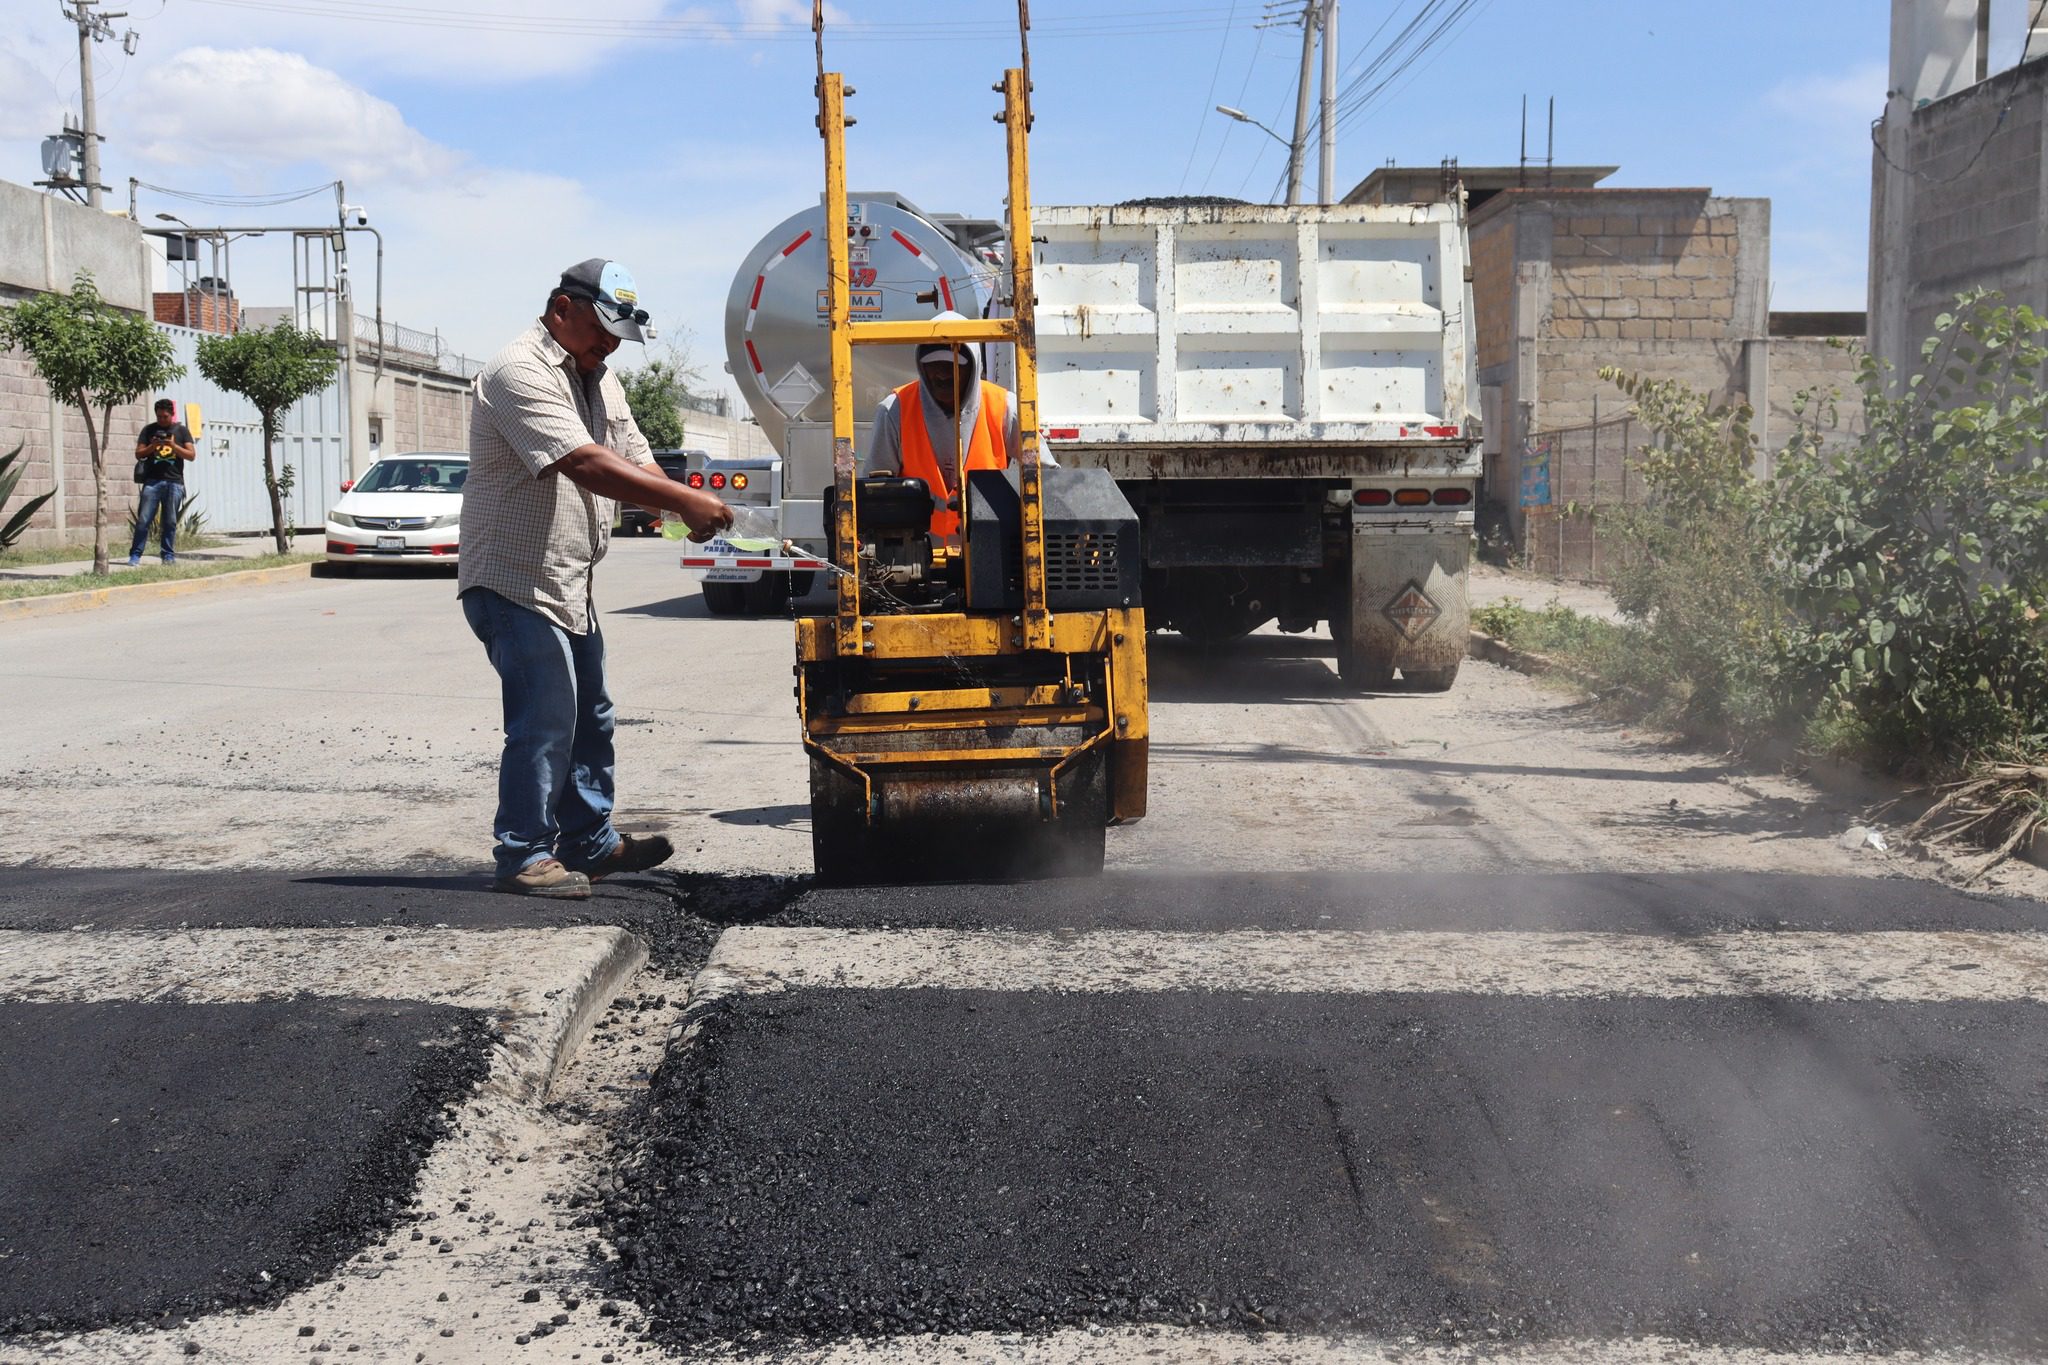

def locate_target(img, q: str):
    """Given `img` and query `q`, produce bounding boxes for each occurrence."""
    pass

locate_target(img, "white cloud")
[0,43,66,142]
[121,48,459,185]
[1761,61,1886,183]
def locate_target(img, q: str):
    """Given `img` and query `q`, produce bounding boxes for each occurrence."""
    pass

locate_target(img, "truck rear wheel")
[742,575,788,615]
[701,580,747,616]
[1404,661,1462,692]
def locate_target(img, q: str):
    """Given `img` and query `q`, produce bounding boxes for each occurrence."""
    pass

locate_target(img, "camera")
[342,205,371,228]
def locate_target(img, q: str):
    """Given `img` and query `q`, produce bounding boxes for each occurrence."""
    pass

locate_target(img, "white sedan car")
[325,452,467,570]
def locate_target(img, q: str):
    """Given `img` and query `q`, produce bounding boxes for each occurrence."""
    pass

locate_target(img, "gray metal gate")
[157,323,349,534]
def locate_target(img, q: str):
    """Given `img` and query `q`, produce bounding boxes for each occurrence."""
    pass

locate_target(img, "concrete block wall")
[387,375,472,455]
[2,287,152,549]
[1766,337,1867,453]
[1871,56,2048,382]
[0,182,159,547]
[1469,215,1515,373]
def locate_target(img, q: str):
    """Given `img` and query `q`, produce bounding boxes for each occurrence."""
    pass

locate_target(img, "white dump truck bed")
[1032,202,1474,452]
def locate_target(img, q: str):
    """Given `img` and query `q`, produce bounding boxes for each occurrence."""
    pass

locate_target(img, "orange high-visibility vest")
[896,380,1009,538]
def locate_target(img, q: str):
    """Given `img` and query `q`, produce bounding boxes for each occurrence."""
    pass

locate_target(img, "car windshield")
[355,458,467,493]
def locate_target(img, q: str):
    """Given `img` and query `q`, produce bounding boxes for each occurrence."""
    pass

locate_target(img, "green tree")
[0,271,183,574]
[617,342,704,450]
[195,321,340,552]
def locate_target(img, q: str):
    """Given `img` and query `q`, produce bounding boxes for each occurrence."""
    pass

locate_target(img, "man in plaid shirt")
[461,258,732,899]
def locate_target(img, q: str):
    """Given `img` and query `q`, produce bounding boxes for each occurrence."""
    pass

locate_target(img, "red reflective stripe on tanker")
[749,276,765,309]
[745,340,764,373]
[735,558,772,569]
[777,230,812,259]
[1424,425,1460,438]
[891,230,924,258]
[938,276,954,310]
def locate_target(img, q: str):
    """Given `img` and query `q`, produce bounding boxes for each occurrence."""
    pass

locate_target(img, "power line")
[1197,10,1270,193]
[1177,0,1243,193]
[1335,0,1494,133]
[184,0,1251,40]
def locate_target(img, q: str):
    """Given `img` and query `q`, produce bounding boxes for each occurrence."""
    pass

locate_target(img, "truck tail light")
[1433,488,1472,506]
[731,472,749,491]
[1393,488,1432,506]
[1354,488,1392,507]
[687,472,705,488]
[710,472,727,490]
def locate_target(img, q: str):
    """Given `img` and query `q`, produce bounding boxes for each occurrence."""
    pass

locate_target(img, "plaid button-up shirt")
[459,322,655,634]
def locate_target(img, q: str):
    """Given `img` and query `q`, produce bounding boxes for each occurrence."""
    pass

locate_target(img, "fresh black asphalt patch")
[0,998,490,1336]
[782,870,2048,934]
[607,989,2048,1352]
[0,865,803,972]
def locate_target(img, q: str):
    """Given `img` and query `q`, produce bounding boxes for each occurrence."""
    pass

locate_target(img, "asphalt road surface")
[5,544,2048,1363]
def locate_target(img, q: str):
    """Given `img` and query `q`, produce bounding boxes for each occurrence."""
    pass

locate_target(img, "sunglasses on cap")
[593,295,650,328]
[565,288,649,329]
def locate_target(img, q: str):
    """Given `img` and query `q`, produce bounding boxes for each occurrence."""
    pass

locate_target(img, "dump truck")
[1019,200,1482,691]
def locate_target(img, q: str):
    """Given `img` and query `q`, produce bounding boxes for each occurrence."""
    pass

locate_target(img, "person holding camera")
[130,398,195,566]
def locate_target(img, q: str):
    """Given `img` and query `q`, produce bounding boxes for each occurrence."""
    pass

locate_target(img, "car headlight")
[426,513,461,530]
[328,511,357,528]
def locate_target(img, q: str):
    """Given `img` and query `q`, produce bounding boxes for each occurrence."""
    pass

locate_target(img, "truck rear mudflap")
[1339,510,1472,692]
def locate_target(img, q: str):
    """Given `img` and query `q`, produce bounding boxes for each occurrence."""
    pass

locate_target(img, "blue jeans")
[460,588,622,878]
[130,481,182,560]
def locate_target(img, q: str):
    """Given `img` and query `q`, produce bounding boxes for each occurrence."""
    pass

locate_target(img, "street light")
[1215,105,1291,148]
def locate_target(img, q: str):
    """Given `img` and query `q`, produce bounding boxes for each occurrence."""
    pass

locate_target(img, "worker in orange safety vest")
[863,311,1045,540]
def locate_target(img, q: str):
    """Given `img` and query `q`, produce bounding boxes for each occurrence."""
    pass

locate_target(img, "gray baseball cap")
[557,258,649,343]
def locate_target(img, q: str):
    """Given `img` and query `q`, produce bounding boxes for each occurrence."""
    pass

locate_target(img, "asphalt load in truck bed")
[604,987,2048,1352]
[0,999,492,1337]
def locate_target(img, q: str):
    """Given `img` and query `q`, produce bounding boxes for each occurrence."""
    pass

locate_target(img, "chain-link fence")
[1516,414,1641,581]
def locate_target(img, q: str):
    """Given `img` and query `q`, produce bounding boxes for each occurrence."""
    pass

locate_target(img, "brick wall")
[152,291,241,334]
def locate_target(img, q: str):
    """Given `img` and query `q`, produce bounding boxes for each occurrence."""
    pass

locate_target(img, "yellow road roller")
[795,5,1148,884]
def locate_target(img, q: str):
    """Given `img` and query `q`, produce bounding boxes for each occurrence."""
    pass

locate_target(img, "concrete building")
[1347,164,1867,576]
[0,178,158,548]
[1871,0,2048,383]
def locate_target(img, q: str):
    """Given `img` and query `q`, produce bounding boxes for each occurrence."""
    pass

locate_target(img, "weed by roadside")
[0,553,315,601]
[1512,291,2048,872]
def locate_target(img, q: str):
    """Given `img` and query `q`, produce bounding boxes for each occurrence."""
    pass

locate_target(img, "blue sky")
[1,1,2033,403]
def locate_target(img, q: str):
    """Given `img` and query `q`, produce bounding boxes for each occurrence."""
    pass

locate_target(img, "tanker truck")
[710,195,1479,692]
[697,192,1003,614]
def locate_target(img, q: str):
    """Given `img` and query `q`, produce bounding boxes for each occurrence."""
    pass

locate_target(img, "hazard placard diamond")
[1383,581,1442,640]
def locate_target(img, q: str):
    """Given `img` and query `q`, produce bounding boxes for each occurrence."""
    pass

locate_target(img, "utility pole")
[1286,2,1318,205]
[61,0,131,210]
[1318,0,1337,203]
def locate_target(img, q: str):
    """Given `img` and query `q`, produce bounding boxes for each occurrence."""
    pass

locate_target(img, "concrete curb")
[0,561,315,623]
[518,927,651,1104]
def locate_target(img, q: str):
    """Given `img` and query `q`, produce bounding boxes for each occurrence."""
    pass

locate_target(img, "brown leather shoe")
[493,857,592,899]
[574,833,675,882]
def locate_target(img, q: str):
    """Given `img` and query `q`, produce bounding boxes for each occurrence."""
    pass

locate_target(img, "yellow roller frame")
[803,1,1148,829]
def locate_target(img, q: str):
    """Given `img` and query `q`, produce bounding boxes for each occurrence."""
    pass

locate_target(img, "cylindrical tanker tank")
[724,194,999,454]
